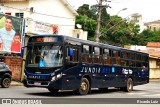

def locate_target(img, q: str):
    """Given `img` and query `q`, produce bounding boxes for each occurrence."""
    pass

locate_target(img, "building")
[0,0,87,40]
[147,42,160,52]
[130,13,142,23]
[124,43,160,79]
[129,13,144,32]
[144,20,160,31]
[148,55,160,79]
[0,0,88,81]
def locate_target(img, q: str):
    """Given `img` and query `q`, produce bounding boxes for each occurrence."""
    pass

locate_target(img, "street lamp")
[100,13,132,37]
[106,8,127,27]
[96,7,127,42]
[116,8,127,16]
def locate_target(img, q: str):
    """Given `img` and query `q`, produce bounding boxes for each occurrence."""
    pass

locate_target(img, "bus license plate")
[34,82,41,85]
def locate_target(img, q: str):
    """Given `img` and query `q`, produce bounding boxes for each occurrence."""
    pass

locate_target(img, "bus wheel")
[125,78,133,92]
[99,88,108,92]
[78,78,89,95]
[48,88,59,94]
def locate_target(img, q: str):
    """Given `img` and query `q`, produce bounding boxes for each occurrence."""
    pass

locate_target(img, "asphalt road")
[0,80,159,104]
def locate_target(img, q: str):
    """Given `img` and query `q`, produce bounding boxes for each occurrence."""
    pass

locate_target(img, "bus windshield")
[26,44,63,68]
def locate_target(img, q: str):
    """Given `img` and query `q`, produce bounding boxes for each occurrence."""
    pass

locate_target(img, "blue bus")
[23,35,149,95]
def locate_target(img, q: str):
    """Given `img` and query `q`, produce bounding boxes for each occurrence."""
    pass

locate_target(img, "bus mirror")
[20,50,23,57]
[69,48,74,56]
[20,46,27,57]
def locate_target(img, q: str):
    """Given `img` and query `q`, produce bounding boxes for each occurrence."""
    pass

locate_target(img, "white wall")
[149,58,160,79]
[72,29,88,40]
[0,2,29,17]
[0,0,76,36]
[28,0,75,35]
[130,45,146,51]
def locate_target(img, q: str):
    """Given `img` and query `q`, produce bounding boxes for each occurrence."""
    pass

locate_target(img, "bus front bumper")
[23,78,61,89]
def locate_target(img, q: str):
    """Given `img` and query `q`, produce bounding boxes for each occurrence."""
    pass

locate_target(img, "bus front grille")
[26,68,54,74]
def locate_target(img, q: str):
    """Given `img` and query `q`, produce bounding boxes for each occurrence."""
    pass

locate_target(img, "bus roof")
[31,34,149,55]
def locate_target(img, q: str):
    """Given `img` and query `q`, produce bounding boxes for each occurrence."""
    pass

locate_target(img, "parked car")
[0,62,12,88]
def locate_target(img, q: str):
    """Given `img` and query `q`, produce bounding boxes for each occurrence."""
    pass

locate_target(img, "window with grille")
[103,49,111,65]
[15,13,24,18]
[112,50,120,65]
[93,47,102,64]
[81,45,92,63]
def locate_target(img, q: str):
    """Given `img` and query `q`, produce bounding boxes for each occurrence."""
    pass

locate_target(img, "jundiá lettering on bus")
[80,67,101,74]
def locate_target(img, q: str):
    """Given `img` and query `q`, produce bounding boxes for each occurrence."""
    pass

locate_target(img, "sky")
[67,0,160,22]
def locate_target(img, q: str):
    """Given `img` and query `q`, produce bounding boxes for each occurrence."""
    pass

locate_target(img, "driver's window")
[67,47,79,63]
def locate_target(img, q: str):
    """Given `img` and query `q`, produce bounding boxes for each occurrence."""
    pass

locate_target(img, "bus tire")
[125,78,133,92]
[48,88,59,94]
[78,78,90,95]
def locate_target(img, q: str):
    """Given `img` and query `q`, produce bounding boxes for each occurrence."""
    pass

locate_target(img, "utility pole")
[95,0,110,42]
[95,0,103,42]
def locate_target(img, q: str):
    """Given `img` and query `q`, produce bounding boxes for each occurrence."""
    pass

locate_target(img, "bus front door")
[63,45,81,90]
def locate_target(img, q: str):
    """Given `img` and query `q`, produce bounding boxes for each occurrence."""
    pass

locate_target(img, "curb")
[149,79,160,81]
[11,81,23,86]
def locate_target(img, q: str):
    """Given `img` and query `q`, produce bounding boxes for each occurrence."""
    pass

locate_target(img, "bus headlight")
[51,73,62,81]
[51,76,56,81]
[56,73,62,79]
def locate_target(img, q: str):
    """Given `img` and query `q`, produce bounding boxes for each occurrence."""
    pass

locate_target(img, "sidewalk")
[11,81,23,86]
[149,79,160,81]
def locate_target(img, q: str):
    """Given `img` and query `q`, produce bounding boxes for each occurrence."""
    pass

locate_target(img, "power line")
[95,0,111,42]
[26,17,75,26]
[0,4,75,20]
[0,14,75,27]
[100,14,132,38]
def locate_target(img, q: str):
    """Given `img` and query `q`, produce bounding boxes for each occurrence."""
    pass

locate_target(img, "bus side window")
[112,50,120,65]
[81,45,92,63]
[142,55,148,62]
[93,47,102,64]
[130,53,135,60]
[129,61,135,67]
[121,52,129,67]
[67,47,79,63]
[103,49,111,65]
[141,62,148,72]
[136,54,141,61]
[136,62,141,67]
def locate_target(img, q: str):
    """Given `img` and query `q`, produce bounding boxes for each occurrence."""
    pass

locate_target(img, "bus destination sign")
[30,36,59,42]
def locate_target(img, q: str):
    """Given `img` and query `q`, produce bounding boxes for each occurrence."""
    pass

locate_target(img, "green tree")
[76,4,110,41]
[75,15,97,39]
[140,29,160,42]
[77,4,92,17]
[101,8,110,26]
[76,4,145,46]
[100,15,141,46]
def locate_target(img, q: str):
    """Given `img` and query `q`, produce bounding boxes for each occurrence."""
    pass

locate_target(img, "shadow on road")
[24,88,145,97]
